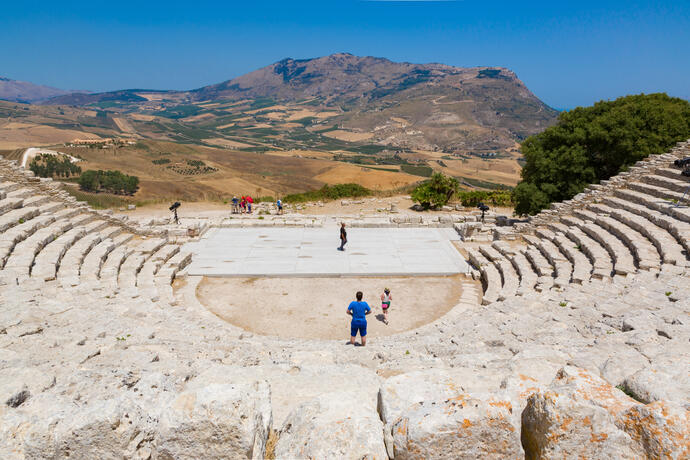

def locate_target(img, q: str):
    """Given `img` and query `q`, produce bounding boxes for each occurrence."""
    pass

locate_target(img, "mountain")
[193,53,557,150]
[0,77,72,103]
[42,54,556,151]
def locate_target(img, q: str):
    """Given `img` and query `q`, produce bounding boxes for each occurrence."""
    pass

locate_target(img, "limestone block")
[390,393,521,460]
[615,400,689,459]
[521,366,687,459]
[623,367,690,409]
[155,379,272,460]
[378,369,524,458]
[7,393,159,460]
[274,392,386,460]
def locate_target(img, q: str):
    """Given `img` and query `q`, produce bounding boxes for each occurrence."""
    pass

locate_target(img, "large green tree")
[513,93,690,215]
[411,172,459,209]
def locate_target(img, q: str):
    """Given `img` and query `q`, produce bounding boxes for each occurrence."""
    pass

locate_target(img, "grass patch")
[616,384,643,402]
[460,176,513,190]
[401,164,434,177]
[283,183,371,203]
[63,187,133,209]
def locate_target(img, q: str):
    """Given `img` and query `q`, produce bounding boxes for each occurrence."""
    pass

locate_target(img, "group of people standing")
[230,196,284,214]
[346,288,393,346]
[231,195,253,214]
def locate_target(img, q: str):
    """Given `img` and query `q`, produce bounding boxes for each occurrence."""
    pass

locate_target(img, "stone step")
[0,181,22,193]
[31,220,109,281]
[2,217,77,279]
[521,245,554,291]
[628,181,688,205]
[553,221,613,278]
[531,235,573,287]
[615,187,690,225]
[466,248,501,305]
[154,251,192,304]
[0,215,57,267]
[591,203,683,267]
[655,167,690,182]
[478,245,519,300]
[0,206,40,233]
[56,226,123,285]
[138,244,181,301]
[585,205,662,270]
[37,202,65,215]
[5,188,33,199]
[81,233,134,284]
[642,173,690,194]
[98,246,136,290]
[116,238,168,296]
[607,191,690,254]
[562,215,636,275]
[492,241,538,296]
[0,197,24,216]
[22,195,52,208]
[538,229,592,284]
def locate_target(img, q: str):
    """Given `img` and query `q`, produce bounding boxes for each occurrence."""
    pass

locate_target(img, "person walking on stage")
[347,291,371,346]
[380,287,392,325]
[338,222,347,251]
[276,198,283,215]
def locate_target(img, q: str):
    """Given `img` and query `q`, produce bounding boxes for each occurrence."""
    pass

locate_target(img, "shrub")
[457,190,513,207]
[513,93,690,215]
[78,170,139,195]
[410,172,459,209]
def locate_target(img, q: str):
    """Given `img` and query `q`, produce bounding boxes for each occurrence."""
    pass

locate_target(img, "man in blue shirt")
[347,291,371,346]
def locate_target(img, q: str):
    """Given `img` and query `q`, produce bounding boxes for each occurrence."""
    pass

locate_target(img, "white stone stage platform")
[186,227,469,277]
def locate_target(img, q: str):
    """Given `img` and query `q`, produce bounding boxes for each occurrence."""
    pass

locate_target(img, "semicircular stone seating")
[1,142,689,459]
[469,144,690,304]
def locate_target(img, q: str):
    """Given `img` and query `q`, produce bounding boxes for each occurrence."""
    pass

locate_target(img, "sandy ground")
[195,275,474,340]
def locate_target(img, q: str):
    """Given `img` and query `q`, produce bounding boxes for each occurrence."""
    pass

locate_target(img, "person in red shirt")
[246,195,253,213]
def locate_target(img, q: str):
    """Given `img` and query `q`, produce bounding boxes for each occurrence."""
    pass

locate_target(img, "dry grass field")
[51,140,421,201]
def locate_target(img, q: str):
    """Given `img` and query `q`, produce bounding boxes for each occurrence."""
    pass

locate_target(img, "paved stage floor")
[186,227,469,277]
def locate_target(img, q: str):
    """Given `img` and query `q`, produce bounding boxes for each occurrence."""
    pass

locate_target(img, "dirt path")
[195,275,475,340]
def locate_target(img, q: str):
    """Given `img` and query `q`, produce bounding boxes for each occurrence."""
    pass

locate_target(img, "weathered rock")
[623,367,690,409]
[378,369,523,458]
[155,379,272,460]
[521,366,688,459]
[615,400,689,459]
[11,394,157,460]
[273,392,386,460]
[390,393,521,459]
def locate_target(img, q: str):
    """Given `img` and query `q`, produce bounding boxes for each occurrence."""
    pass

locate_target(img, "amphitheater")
[1,142,689,459]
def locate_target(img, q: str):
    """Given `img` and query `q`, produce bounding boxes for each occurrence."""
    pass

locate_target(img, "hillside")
[0,54,561,196]
[43,54,557,152]
[0,76,72,103]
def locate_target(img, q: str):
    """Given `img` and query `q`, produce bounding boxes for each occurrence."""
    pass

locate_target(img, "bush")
[29,154,81,178]
[457,190,513,207]
[283,183,371,203]
[78,170,139,195]
[411,172,459,209]
[513,93,690,215]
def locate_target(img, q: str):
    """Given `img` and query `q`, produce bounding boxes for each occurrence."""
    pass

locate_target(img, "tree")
[411,172,459,209]
[78,169,139,195]
[513,93,690,215]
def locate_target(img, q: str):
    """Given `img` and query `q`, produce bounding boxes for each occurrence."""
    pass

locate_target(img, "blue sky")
[1,0,687,109]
